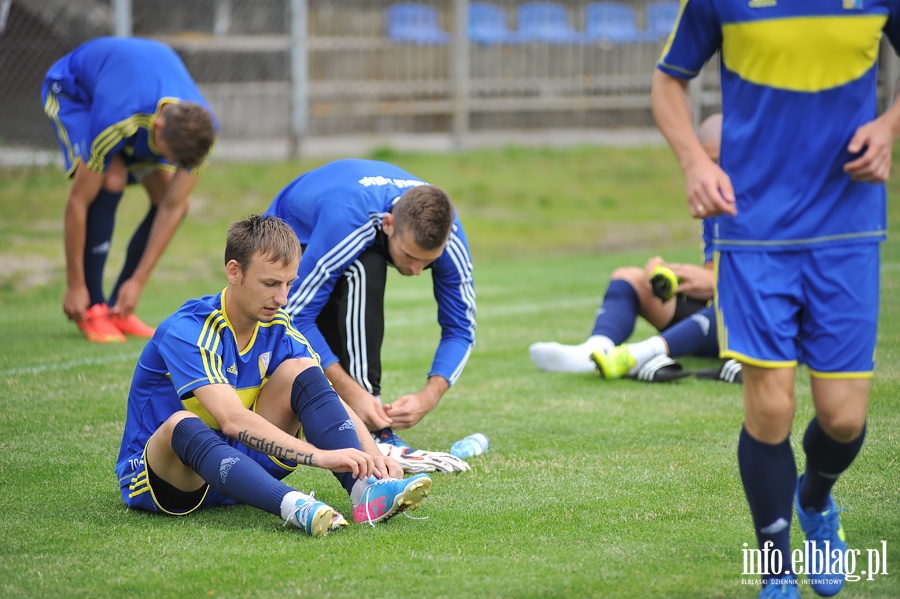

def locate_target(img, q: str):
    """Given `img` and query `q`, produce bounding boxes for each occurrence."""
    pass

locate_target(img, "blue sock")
[799,418,866,511]
[171,417,292,516]
[110,205,157,306]
[661,305,718,357]
[83,189,122,306]
[590,279,639,344]
[291,367,362,494]
[738,426,796,582]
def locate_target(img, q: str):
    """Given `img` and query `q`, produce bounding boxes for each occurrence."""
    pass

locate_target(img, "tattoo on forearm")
[237,430,315,466]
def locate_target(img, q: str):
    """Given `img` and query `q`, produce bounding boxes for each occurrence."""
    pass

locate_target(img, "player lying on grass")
[116,215,431,537]
[529,114,741,384]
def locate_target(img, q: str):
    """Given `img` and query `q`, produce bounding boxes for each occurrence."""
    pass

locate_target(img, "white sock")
[280,490,312,520]
[529,335,614,373]
[350,478,375,506]
[626,336,668,374]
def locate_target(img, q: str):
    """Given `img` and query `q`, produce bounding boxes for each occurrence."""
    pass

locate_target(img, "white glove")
[376,443,472,474]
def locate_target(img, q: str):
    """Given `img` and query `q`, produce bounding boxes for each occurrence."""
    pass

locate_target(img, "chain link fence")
[2,0,897,160]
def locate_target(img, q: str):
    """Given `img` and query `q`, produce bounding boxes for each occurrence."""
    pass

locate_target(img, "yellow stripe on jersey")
[43,93,79,176]
[722,15,885,92]
[180,380,265,429]
[658,0,688,66]
[87,113,152,172]
[198,310,228,384]
[265,311,321,365]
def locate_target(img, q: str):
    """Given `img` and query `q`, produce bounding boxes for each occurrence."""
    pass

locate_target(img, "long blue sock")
[738,426,796,582]
[590,279,639,344]
[661,305,718,357]
[799,418,866,512]
[109,205,157,306]
[83,189,122,306]
[171,417,291,516]
[291,367,362,494]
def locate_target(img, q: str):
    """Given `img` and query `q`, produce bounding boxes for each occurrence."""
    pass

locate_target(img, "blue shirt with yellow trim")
[115,289,319,471]
[658,0,900,251]
[44,36,216,174]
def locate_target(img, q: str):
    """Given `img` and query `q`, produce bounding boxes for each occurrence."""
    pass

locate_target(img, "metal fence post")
[214,0,232,36]
[112,0,132,37]
[452,0,470,151]
[290,0,309,159]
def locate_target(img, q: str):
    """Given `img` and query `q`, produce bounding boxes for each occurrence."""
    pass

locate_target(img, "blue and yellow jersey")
[659,1,900,251]
[43,37,217,174]
[115,289,319,470]
[264,159,477,386]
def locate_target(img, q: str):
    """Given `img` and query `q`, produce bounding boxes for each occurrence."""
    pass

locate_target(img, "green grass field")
[1,145,898,598]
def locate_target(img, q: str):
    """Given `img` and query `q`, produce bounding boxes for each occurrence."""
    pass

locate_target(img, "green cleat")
[591,346,636,379]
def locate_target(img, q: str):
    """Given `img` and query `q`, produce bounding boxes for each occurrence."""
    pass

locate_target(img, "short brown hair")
[225,215,301,271]
[161,101,216,169]
[392,185,455,250]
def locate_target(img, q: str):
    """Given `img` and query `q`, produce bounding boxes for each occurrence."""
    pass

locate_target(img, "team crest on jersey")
[843,0,862,9]
[258,352,272,377]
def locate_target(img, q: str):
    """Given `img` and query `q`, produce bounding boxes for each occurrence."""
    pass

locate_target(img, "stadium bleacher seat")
[516,1,583,44]
[644,0,680,40]
[385,2,450,44]
[584,2,649,43]
[469,2,519,44]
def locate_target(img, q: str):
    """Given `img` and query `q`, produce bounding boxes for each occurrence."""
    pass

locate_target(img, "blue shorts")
[715,244,879,377]
[42,57,169,182]
[118,434,297,516]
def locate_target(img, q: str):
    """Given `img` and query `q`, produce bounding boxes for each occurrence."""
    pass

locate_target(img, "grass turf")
[1,146,898,598]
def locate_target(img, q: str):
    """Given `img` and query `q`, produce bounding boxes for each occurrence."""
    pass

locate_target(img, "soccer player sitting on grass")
[529,114,741,383]
[116,215,431,537]
[42,37,217,344]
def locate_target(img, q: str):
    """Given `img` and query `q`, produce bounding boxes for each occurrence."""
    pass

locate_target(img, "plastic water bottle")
[450,433,490,459]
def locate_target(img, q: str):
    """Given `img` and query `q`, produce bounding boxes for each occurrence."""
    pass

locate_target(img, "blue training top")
[658,1,900,251]
[43,36,216,174]
[265,159,477,387]
[115,288,319,480]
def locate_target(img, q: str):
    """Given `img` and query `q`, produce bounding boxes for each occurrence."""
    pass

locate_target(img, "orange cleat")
[109,312,156,338]
[78,303,126,344]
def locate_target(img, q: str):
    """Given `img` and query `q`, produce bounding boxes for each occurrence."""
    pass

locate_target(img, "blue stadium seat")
[516,1,583,44]
[584,2,648,43]
[644,0,680,40]
[469,2,519,44]
[385,2,450,44]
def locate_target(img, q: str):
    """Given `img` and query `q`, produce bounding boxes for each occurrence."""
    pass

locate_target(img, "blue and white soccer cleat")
[374,427,411,449]
[352,474,431,525]
[286,495,340,537]
[795,478,847,597]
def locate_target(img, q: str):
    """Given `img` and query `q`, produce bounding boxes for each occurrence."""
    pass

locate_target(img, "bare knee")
[816,411,866,443]
[103,156,128,192]
[810,378,869,442]
[155,411,201,442]
[610,266,645,288]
